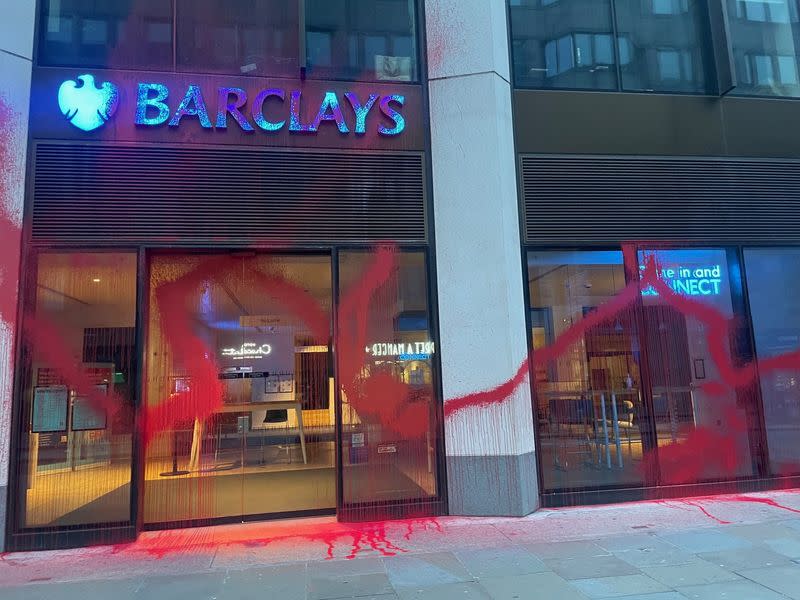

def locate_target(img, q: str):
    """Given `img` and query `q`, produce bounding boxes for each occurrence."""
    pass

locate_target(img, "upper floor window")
[652,0,689,14]
[40,0,173,70]
[510,0,714,93]
[728,0,800,96]
[38,0,419,83]
[177,0,299,76]
[304,0,417,81]
[734,0,796,23]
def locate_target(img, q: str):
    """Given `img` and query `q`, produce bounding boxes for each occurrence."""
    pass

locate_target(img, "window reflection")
[528,251,647,492]
[744,248,800,474]
[511,0,618,90]
[176,0,300,77]
[638,248,756,483]
[728,0,800,96]
[18,253,137,529]
[337,250,438,508]
[305,0,417,81]
[509,0,713,93]
[39,0,172,69]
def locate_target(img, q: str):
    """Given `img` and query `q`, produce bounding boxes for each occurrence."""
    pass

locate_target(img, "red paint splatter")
[676,499,732,525]
[723,494,800,514]
[107,517,441,561]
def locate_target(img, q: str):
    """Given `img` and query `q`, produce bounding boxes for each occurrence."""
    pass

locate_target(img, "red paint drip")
[724,494,800,514]
[678,499,732,525]
[106,517,440,561]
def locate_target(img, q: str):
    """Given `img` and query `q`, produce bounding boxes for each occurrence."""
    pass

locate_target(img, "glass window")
[658,49,682,79]
[39,0,173,69]
[143,254,335,524]
[308,30,333,67]
[511,1,618,90]
[778,55,800,83]
[528,251,648,492]
[744,248,800,475]
[16,253,137,529]
[304,0,418,81]
[638,248,757,484]
[615,0,712,93]
[511,0,617,89]
[728,0,800,96]
[510,0,713,93]
[176,0,300,77]
[337,250,439,506]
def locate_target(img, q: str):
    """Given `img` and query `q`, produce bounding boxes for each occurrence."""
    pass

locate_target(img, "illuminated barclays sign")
[58,74,406,136]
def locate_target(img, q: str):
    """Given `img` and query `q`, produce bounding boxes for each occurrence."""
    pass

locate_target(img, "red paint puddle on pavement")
[721,494,800,514]
[103,517,442,562]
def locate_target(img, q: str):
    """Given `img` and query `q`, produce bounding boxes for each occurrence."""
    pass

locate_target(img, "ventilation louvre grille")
[521,155,800,245]
[32,143,426,246]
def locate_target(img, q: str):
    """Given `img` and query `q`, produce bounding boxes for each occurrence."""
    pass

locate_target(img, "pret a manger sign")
[57,74,406,136]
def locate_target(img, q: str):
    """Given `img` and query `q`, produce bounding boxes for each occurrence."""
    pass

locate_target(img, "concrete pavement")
[1,490,800,599]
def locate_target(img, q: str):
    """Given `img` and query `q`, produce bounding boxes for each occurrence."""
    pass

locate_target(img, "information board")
[32,386,69,433]
[71,384,108,431]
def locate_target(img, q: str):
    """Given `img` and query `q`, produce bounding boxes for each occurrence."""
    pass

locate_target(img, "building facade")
[1,0,799,551]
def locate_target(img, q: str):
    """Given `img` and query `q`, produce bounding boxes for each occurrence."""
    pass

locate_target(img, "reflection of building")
[2,0,800,553]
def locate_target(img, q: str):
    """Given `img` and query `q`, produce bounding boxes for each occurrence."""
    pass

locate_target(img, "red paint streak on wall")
[336,246,430,439]
[446,249,800,419]
[146,258,225,442]
[145,255,332,440]
[0,95,22,328]
[444,281,640,419]
[23,313,122,418]
[444,359,529,418]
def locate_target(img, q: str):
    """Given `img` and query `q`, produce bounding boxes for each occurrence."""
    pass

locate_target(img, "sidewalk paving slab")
[544,554,642,580]
[697,546,794,571]
[476,571,589,600]
[656,530,752,553]
[737,565,800,600]
[383,551,473,590]
[640,559,743,586]
[453,546,549,578]
[569,573,672,598]
[676,580,789,600]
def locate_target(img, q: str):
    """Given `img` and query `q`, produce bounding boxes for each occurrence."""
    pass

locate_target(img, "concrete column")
[0,1,35,550]
[425,0,538,515]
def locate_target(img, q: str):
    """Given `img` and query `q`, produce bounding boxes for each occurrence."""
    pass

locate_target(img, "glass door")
[336,249,441,519]
[634,247,761,485]
[143,253,335,525]
[528,250,655,493]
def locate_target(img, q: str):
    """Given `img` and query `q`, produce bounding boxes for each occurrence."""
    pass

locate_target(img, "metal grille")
[521,155,800,245]
[32,143,427,246]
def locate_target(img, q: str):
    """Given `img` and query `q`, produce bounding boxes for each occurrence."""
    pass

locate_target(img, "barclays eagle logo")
[58,74,119,132]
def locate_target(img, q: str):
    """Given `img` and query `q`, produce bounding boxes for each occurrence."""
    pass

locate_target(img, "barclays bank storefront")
[7,0,447,551]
